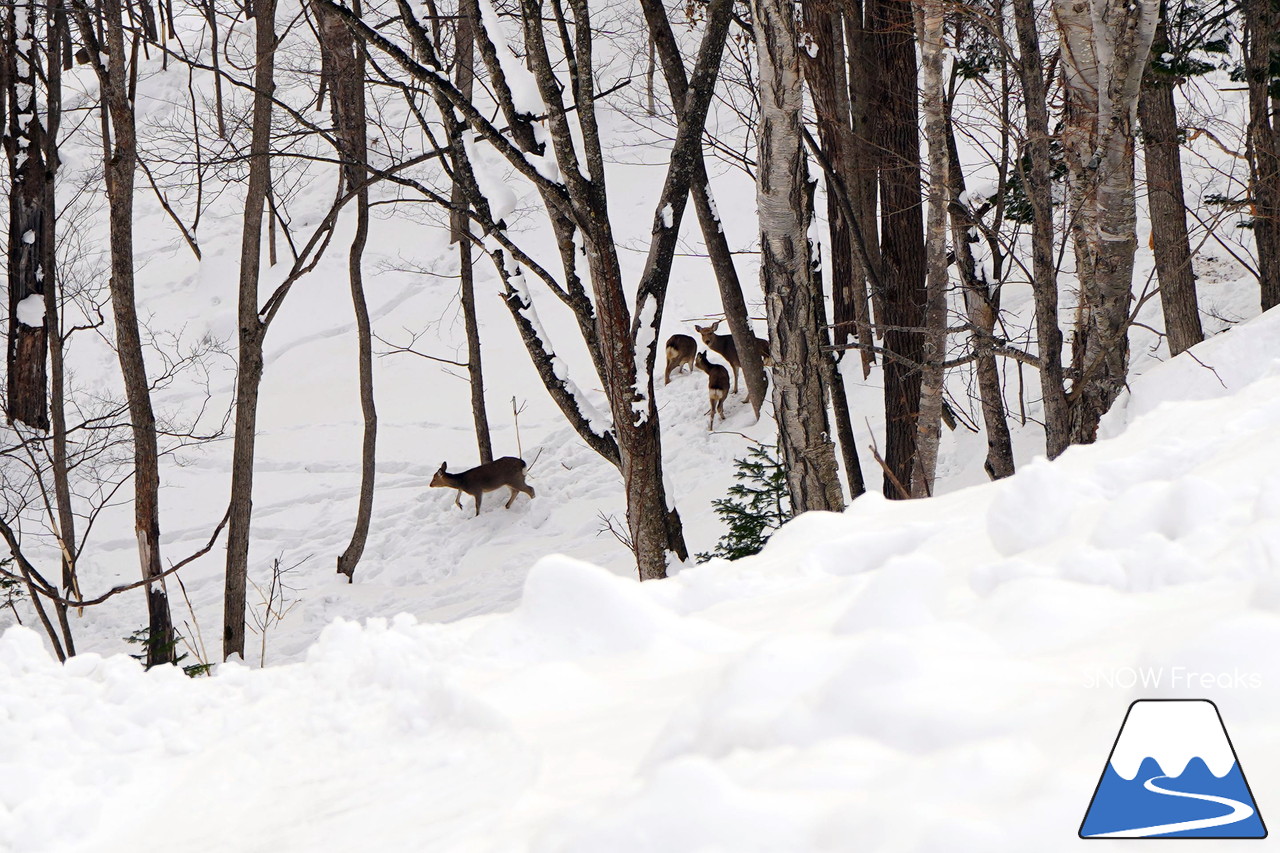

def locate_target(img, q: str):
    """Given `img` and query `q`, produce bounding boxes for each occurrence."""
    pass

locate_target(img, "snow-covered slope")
[4,307,1279,852]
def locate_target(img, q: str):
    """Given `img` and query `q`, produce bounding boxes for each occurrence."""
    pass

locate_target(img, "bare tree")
[1138,10,1203,357]
[67,0,177,667]
[313,0,378,582]
[224,0,278,659]
[1012,0,1070,459]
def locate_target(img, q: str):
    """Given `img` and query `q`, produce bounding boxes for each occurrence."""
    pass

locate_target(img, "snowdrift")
[4,311,1280,851]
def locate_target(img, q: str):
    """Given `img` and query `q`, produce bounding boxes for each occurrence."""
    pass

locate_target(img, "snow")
[6,309,1280,850]
[14,293,45,327]
[475,0,546,118]
[1109,700,1237,780]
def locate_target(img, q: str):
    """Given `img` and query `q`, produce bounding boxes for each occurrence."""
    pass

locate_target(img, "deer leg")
[505,486,518,509]
[454,492,462,510]
[474,492,482,516]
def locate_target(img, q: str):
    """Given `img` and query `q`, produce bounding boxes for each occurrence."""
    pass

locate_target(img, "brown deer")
[694,351,730,431]
[693,320,773,393]
[664,334,697,384]
[430,457,535,516]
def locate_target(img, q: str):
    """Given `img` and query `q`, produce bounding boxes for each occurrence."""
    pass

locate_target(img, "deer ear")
[439,462,447,472]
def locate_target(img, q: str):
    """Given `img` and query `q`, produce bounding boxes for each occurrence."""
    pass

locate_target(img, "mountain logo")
[1080,699,1266,839]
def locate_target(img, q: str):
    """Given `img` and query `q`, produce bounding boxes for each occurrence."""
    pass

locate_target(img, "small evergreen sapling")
[699,445,790,561]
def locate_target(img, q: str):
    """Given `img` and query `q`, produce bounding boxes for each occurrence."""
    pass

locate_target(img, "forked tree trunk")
[753,0,843,514]
[1243,0,1280,312]
[223,0,276,659]
[1138,14,1203,357]
[1011,0,1070,459]
[1055,0,1158,444]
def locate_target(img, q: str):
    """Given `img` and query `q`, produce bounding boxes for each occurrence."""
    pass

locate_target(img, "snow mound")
[5,310,1280,850]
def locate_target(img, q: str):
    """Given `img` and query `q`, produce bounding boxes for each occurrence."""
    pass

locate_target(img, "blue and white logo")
[1080,699,1266,838]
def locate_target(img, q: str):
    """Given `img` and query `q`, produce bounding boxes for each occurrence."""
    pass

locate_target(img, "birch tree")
[752,0,843,513]
[1055,0,1158,443]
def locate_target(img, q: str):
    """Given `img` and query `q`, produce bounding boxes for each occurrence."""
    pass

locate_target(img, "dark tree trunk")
[314,0,377,581]
[844,0,883,351]
[4,0,50,432]
[1138,14,1203,357]
[1243,0,1280,312]
[452,8,492,463]
[68,0,175,666]
[223,0,275,658]
[868,0,926,498]
[1011,0,1070,459]
[753,0,844,514]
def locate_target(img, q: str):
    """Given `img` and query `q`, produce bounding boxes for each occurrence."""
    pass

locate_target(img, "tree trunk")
[223,0,275,659]
[67,0,175,666]
[945,101,1015,480]
[1012,0,1070,459]
[753,0,844,514]
[1055,0,1157,444]
[314,0,377,581]
[452,7,493,464]
[911,0,949,498]
[845,0,883,352]
[868,0,926,498]
[1243,0,1280,312]
[4,0,50,432]
[1138,14,1203,357]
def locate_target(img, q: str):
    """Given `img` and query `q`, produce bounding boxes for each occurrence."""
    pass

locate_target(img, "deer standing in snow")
[430,457,535,516]
[694,351,730,430]
[693,320,773,394]
[664,334,697,384]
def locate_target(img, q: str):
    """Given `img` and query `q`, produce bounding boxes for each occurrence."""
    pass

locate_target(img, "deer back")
[431,456,527,494]
[695,352,731,392]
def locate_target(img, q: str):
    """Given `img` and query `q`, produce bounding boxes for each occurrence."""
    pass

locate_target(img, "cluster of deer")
[666,320,773,430]
[429,320,771,517]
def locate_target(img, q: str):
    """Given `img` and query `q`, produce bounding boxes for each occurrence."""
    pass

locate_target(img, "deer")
[664,333,697,384]
[430,456,535,517]
[693,320,773,394]
[694,351,730,431]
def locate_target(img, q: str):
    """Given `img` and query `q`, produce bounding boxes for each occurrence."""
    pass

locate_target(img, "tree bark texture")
[753,0,844,514]
[868,0,926,498]
[1055,0,1158,444]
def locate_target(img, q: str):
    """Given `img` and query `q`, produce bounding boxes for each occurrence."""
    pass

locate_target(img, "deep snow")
[4,298,1280,852]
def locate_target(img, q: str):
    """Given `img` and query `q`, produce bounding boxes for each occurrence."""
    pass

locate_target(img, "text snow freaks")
[1083,667,1262,690]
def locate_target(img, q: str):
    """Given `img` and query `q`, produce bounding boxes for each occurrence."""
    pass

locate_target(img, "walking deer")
[664,334,697,384]
[694,351,730,431]
[693,320,773,393]
[430,456,535,517]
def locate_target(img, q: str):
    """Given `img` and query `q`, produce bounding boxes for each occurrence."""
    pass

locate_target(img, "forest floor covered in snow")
[5,295,1280,852]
